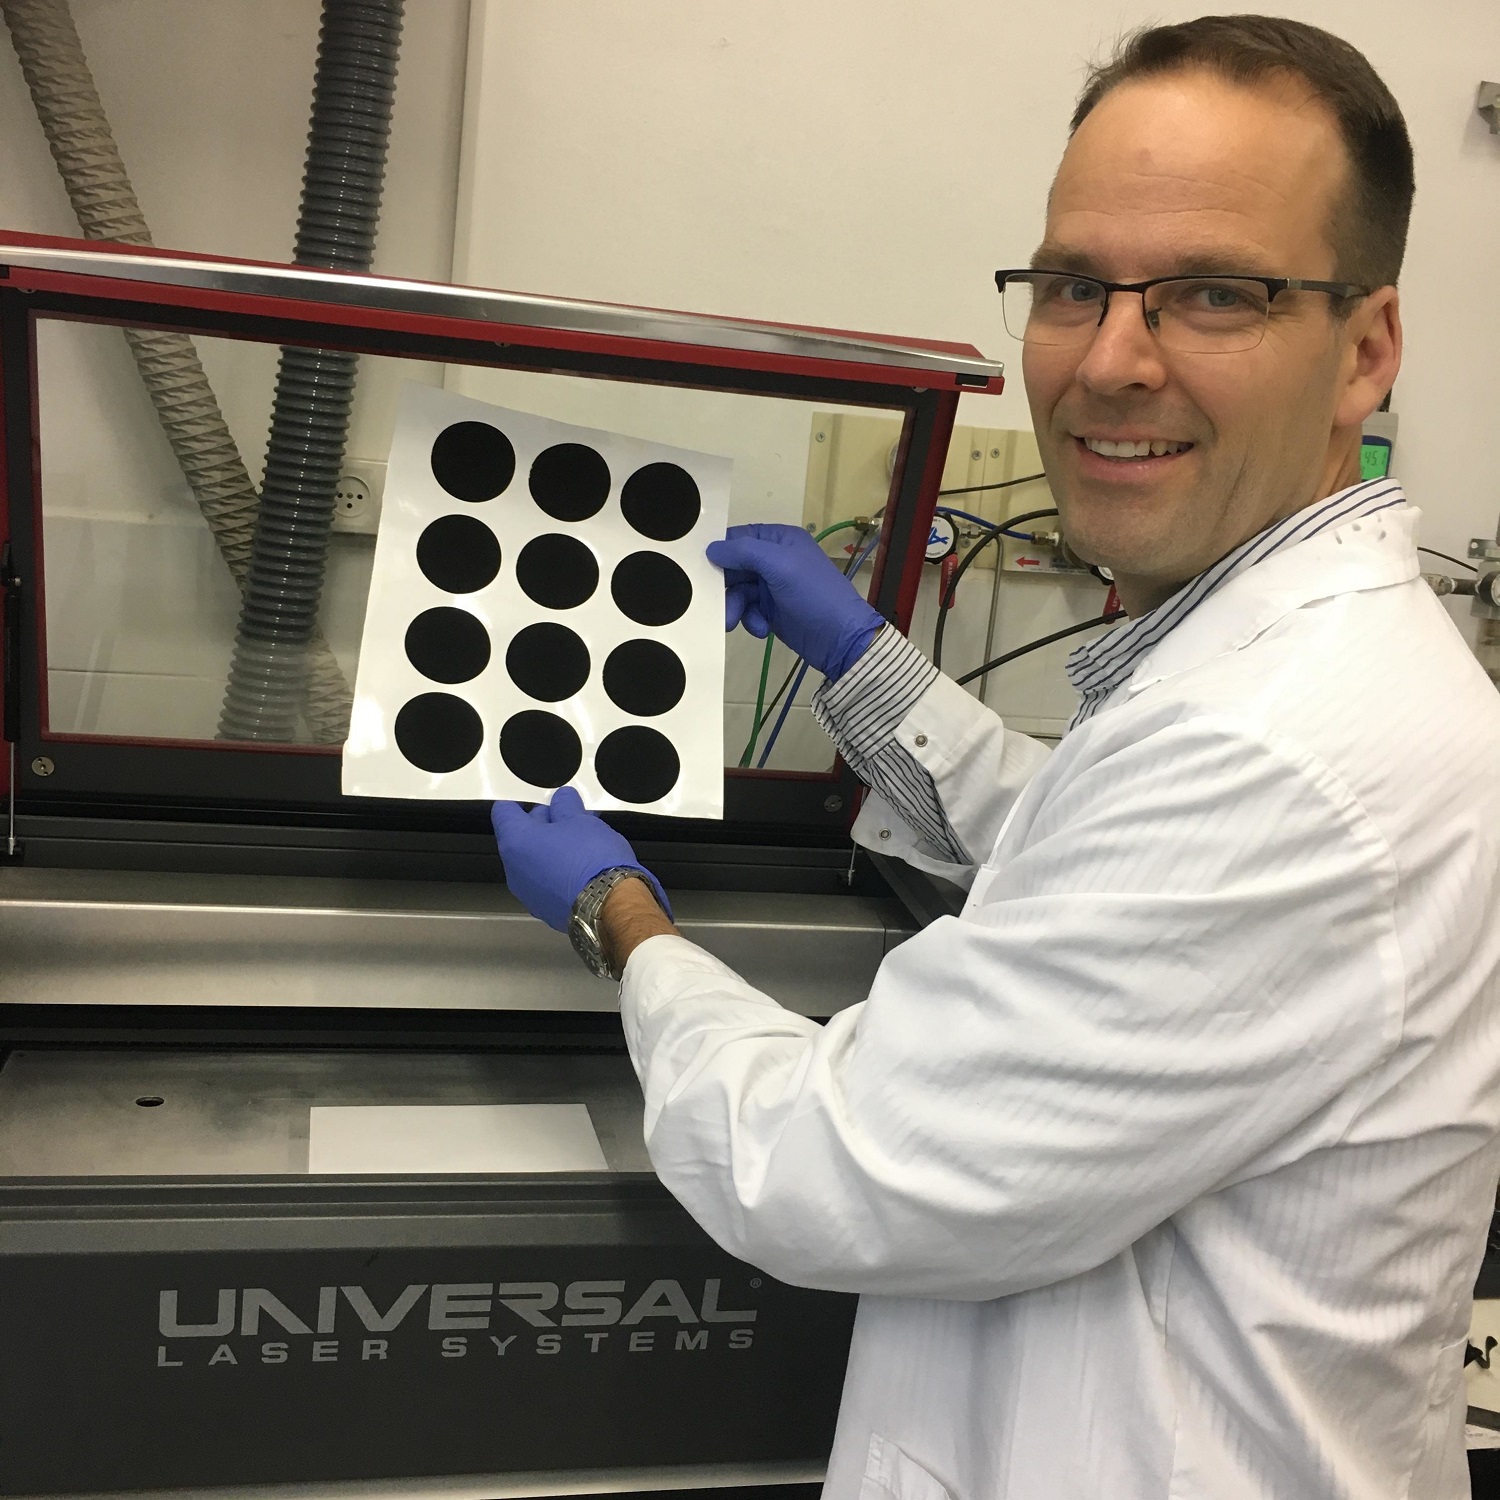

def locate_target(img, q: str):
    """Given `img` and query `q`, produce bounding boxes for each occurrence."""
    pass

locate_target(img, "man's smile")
[1079,435,1194,457]
[1070,432,1198,482]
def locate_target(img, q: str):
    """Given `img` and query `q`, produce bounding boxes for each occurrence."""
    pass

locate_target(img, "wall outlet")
[332,458,385,535]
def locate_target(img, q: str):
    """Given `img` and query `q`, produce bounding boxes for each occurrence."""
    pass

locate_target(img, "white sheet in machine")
[308,1103,609,1174]
[342,383,730,818]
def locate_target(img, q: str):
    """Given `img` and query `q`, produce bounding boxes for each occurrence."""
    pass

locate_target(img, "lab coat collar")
[1128,499,1418,694]
[1066,480,1413,719]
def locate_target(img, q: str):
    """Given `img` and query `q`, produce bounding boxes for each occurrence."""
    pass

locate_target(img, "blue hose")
[936,505,1031,540]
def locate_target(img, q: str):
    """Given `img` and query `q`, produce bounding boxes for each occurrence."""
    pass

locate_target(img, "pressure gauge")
[925,512,958,563]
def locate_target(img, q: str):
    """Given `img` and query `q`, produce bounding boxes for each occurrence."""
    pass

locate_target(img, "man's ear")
[1333,285,1401,432]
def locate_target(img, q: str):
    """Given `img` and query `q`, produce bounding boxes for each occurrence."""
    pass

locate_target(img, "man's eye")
[1033,277,1101,308]
[1176,280,1260,312]
[1202,285,1246,308]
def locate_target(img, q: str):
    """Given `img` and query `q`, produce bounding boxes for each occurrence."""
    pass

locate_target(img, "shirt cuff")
[812,624,938,760]
[813,626,970,868]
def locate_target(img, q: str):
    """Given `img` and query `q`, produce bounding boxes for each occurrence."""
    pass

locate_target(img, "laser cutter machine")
[0,232,1004,1499]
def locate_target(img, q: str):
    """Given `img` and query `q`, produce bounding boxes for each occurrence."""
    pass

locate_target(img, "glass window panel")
[34,317,909,774]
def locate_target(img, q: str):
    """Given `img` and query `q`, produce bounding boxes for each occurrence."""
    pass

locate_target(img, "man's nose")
[1074,293,1169,395]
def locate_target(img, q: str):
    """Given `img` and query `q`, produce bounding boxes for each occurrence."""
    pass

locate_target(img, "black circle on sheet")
[431,421,516,503]
[506,621,590,702]
[404,607,491,685]
[595,725,680,805]
[620,462,701,542]
[515,533,599,610]
[529,443,611,522]
[416,514,501,594]
[500,710,583,789]
[611,551,692,626]
[394,692,484,774]
[603,639,685,717]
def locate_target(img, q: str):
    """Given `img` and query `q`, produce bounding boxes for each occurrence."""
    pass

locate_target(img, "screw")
[823,794,844,813]
[990,447,1001,458]
[971,449,982,461]
[814,431,826,443]
[30,756,53,777]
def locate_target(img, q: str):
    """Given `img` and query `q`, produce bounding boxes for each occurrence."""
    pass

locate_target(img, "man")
[492,16,1500,1499]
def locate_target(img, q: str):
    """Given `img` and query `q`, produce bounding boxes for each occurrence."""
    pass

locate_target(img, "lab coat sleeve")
[812,626,1051,885]
[619,714,1403,1300]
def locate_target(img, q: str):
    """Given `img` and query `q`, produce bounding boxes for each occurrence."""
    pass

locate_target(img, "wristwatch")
[569,866,656,981]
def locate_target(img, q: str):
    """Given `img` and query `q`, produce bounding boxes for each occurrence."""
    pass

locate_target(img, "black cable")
[955,611,1126,687]
[1418,546,1477,574]
[752,656,803,740]
[932,507,1059,670]
[938,471,1047,498]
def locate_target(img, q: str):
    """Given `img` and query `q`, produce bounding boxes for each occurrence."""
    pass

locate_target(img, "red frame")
[0,233,997,808]
[0,233,997,385]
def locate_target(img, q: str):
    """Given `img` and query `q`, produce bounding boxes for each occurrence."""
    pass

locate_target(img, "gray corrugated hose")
[1,0,354,743]
[216,0,403,743]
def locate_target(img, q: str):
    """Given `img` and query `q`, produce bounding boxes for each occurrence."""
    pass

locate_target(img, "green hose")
[738,518,866,766]
[739,635,776,768]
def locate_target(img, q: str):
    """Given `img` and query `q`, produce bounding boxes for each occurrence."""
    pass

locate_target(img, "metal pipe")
[218,0,403,743]
[980,548,1004,703]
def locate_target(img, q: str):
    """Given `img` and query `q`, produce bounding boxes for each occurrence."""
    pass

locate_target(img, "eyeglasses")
[994,270,1370,354]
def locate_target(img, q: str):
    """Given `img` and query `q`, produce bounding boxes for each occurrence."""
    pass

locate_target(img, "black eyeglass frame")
[993,268,1371,336]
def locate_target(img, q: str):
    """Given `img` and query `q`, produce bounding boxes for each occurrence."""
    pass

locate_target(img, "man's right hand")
[706,523,885,682]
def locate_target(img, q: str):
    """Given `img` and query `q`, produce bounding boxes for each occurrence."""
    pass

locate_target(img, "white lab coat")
[620,504,1500,1499]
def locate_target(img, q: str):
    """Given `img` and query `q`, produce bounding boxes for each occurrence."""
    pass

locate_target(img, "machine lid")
[0,233,1005,390]
[0,230,1010,842]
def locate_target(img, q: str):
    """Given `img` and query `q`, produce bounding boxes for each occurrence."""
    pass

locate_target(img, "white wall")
[456,0,1500,738]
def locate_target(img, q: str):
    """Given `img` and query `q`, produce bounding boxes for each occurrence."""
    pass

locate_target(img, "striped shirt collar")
[1065,478,1408,728]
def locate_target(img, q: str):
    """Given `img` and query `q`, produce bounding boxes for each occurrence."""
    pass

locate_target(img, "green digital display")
[1360,437,1393,481]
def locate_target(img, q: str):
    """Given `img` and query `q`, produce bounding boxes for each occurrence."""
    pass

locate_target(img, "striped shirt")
[814,478,1407,865]
[812,624,958,861]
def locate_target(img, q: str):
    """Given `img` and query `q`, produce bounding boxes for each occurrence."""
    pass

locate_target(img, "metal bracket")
[1471,537,1500,621]
[1480,82,1500,135]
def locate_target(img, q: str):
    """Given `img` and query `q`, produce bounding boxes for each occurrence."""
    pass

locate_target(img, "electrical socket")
[332,458,385,535]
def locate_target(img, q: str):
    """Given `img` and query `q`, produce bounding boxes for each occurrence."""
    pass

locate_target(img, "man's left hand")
[491,787,670,933]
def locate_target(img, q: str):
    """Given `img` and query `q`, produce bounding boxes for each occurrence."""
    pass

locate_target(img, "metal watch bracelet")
[568,866,656,981]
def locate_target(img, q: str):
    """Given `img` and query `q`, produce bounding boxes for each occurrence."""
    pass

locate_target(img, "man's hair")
[1070,15,1414,291]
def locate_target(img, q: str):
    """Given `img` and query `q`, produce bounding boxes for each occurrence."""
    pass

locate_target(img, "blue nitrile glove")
[706,523,885,681]
[491,787,671,933]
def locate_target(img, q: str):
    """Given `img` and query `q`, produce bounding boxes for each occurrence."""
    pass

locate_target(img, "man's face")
[1024,69,1385,609]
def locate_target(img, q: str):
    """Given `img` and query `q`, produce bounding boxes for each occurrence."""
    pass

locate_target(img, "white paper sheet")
[307,1103,608,1174]
[342,384,730,817]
